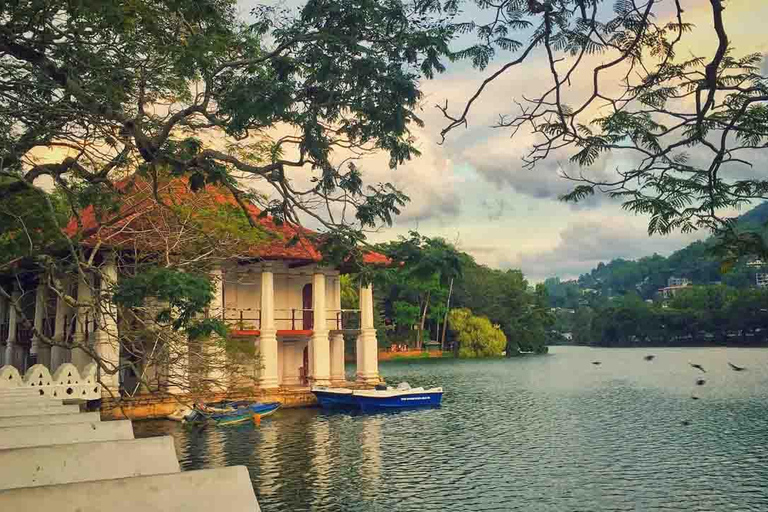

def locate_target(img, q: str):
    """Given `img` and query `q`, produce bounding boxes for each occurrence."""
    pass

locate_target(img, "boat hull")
[353,390,443,412]
[311,388,357,409]
[189,402,281,426]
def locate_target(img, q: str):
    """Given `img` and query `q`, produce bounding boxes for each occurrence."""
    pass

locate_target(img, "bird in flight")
[696,378,706,386]
[644,355,655,361]
[728,362,746,372]
[592,361,601,366]
[689,363,706,373]
[691,396,700,400]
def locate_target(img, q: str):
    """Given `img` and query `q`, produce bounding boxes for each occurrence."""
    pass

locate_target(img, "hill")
[544,203,768,306]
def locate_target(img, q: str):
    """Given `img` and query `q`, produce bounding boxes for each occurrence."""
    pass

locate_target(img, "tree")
[0,0,453,393]
[376,232,462,348]
[436,0,768,252]
[452,256,549,354]
[448,308,507,358]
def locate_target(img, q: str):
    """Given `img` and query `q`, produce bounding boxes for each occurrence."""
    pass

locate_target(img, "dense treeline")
[364,233,552,357]
[551,286,768,347]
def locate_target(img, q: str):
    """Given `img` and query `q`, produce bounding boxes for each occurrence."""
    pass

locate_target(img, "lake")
[134,346,768,511]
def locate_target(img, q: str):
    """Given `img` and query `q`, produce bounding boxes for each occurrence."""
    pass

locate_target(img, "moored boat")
[353,384,443,412]
[185,401,281,426]
[311,386,357,409]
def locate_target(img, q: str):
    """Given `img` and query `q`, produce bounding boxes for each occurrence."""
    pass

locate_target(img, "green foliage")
[452,256,550,354]
[0,185,71,264]
[569,285,768,347]
[393,301,421,327]
[448,308,506,358]
[113,267,224,335]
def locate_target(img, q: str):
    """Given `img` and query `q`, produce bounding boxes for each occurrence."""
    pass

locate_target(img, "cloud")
[499,215,703,282]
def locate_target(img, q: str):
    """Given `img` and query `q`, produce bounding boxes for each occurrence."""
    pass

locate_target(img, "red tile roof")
[64,176,388,266]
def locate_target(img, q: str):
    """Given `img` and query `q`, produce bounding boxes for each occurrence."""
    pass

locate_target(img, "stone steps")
[0,403,80,417]
[0,385,262,511]
[0,419,134,449]
[0,465,261,512]
[0,436,180,490]
[0,411,100,428]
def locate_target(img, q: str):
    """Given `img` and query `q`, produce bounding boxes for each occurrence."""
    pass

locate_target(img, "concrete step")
[0,388,41,397]
[0,395,64,405]
[0,436,180,490]
[0,404,79,417]
[0,411,100,428]
[0,419,133,449]
[0,466,261,511]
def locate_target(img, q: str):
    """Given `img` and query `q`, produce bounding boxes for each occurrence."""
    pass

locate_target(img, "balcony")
[224,308,362,337]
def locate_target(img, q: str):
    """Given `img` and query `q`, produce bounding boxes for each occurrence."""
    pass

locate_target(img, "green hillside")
[545,203,768,306]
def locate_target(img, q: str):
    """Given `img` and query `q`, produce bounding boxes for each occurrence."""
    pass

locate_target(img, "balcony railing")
[223,307,261,330]
[223,308,363,332]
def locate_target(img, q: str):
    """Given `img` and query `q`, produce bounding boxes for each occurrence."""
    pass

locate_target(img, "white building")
[0,177,382,397]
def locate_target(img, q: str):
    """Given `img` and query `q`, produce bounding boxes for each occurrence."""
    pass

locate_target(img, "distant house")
[667,276,690,287]
[659,284,691,299]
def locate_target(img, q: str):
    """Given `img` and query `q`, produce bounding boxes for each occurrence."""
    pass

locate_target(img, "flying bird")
[592,361,602,366]
[644,355,656,361]
[696,378,706,386]
[691,396,700,400]
[728,362,746,372]
[681,420,691,426]
[689,363,706,373]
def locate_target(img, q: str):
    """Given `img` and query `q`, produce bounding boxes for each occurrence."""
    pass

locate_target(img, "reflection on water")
[135,347,768,511]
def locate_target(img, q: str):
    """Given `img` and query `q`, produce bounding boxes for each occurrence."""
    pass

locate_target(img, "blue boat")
[352,386,443,412]
[311,387,357,409]
[185,401,281,425]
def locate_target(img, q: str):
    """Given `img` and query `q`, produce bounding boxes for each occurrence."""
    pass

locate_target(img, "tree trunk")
[440,278,454,351]
[418,290,431,350]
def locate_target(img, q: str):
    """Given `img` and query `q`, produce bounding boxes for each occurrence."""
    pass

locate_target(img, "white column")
[258,264,278,388]
[206,266,226,391]
[330,276,345,383]
[71,272,94,371]
[4,288,19,368]
[310,272,330,386]
[95,257,120,393]
[356,283,379,384]
[50,280,71,369]
[31,281,49,366]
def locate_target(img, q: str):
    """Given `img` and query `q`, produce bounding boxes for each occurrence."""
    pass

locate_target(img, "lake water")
[134,346,768,511]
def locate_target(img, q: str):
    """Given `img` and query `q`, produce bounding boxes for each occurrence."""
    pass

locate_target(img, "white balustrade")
[0,362,101,400]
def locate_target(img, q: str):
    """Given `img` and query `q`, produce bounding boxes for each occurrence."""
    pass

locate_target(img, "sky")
[237,0,768,282]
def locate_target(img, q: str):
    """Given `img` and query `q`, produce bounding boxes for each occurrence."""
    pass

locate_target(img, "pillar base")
[356,373,381,385]
[310,376,331,387]
[258,378,280,389]
[281,375,301,387]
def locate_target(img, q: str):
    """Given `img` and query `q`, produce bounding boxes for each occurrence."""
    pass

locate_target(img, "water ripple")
[135,347,768,511]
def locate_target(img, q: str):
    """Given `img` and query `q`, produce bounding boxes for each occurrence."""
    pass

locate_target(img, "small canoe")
[186,402,281,426]
[311,387,357,409]
[352,387,443,413]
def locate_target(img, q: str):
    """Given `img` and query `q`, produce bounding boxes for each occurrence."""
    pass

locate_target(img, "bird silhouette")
[689,363,706,373]
[592,361,601,366]
[691,396,700,400]
[681,420,691,426]
[644,355,655,361]
[728,362,746,372]
[696,378,706,386]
